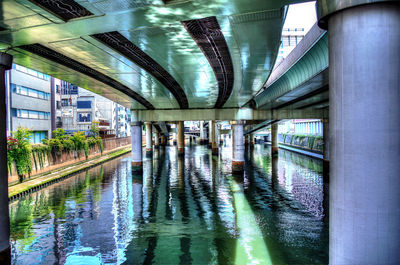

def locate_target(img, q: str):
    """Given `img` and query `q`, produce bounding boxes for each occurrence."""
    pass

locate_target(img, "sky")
[283,1,317,33]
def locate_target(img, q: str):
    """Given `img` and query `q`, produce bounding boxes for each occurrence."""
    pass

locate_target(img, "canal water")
[9,144,328,264]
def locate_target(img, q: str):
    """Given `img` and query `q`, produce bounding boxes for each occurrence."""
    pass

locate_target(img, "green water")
[9,144,328,264]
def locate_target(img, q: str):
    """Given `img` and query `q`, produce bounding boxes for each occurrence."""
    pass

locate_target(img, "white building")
[6,64,52,143]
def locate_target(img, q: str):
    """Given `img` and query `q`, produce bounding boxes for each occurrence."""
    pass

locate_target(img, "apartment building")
[6,64,52,143]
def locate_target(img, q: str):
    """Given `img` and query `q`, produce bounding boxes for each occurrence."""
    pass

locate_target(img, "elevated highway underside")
[0,0,308,112]
[1,1,400,264]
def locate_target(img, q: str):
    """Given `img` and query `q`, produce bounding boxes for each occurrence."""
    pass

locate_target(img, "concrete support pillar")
[131,122,143,173]
[208,120,212,148]
[0,52,12,263]
[231,120,245,173]
[154,130,160,148]
[217,124,223,145]
[160,133,166,146]
[244,133,249,146]
[320,2,400,263]
[203,122,208,146]
[250,133,255,148]
[211,120,218,155]
[145,122,153,157]
[322,118,329,182]
[172,130,177,146]
[199,121,204,144]
[271,123,278,157]
[177,121,184,156]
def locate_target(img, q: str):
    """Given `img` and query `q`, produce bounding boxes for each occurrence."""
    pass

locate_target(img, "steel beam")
[134,108,327,122]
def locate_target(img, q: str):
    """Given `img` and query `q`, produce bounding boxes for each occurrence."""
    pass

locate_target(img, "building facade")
[6,64,52,143]
[275,28,306,66]
[6,64,130,142]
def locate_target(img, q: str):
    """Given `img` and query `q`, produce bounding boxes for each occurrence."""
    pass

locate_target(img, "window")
[13,64,50,80]
[77,101,92,109]
[78,113,91,122]
[61,82,78,95]
[31,131,47,144]
[11,83,50,100]
[15,109,50,120]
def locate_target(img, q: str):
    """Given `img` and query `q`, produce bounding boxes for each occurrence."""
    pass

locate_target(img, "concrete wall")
[10,69,50,93]
[8,137,131,184]
[265,133,323,153]
[11,93,50,113]
[11,118,51,132]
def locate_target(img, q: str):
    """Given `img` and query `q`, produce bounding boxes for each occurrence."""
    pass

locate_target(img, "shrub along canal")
[9,144,328,264]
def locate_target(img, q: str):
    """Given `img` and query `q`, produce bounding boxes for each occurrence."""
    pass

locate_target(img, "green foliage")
[32,144,49,170]
[86,137,98,149]
[62,138,75,151]
[8,126,105,180]
[97,137,103,154]
[70,131,86,152]
[308,137,315,149]
[48,138,64,154]
[7,127,33,180]
[89,121,100,137]
[52,128,67,140]
[83,141,89,159]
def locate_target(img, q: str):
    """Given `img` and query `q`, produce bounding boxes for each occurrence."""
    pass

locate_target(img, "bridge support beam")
[319,2,400,263]
[131,122,143,174]
[231,120,245,173]
[0,52,12,264]
[145,122,153,157]
[271,123,278,157]
[210,120,218,155]
[154,130,159,149]
[177,121,184,156]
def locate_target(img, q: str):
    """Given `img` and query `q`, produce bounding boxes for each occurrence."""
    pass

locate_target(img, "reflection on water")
[9,144,328,264]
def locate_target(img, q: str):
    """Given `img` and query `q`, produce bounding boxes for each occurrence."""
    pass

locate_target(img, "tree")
[89,121,100,137]
[7,127,33,182]
[52,128,67,140]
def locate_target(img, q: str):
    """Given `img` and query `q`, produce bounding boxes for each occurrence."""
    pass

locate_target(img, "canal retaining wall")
[264,134,323,154]
[8,137,131,184]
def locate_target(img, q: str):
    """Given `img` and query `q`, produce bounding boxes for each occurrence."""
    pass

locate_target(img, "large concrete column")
[154,130,160,149]
[217,124,223,145]
[160,133,166,147]
[250,133,255,149]
[208,121,212,148]
[271,123,278,157]
[317,2,400,263]
[177,121,184,156]
[244,133,249,146]
[145,122,153,157]
[131,121,143,174]
[199,121,204,144]
[210,120,218,155]
[203,122,208,146]
[172,134,177,145]
[231,120,245,173]
[322,118,329,182]
[0,52,12,263]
